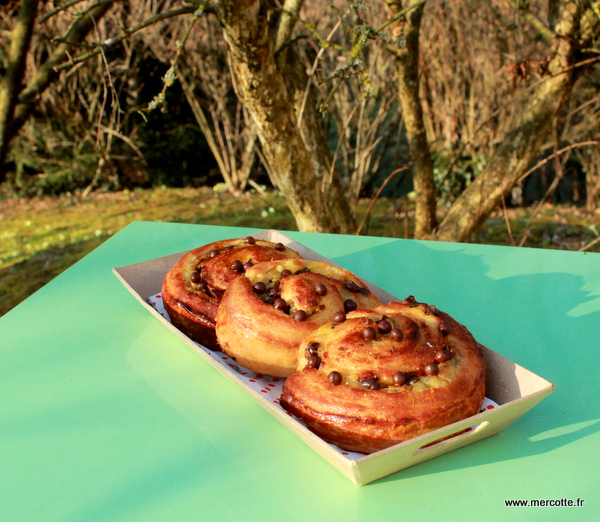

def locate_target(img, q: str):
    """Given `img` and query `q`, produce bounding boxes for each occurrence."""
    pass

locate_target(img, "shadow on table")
[331,241,600,486]
[371,415,600,487]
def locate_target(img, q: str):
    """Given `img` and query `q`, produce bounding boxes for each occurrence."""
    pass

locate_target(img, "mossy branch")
[37,0,114,25]
[317,0,427,112]
[53,5,210,73]
[504,0,556,46]
[139,8,207,118]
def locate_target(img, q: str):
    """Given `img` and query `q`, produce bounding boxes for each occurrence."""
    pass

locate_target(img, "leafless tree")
[2,0,599,242]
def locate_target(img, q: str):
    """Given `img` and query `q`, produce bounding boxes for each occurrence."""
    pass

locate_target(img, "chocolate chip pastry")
[161,236,300,349]
[280,298,487,454]
[215,258,382,377]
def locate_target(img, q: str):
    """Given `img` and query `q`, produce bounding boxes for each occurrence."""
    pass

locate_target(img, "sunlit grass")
[1,187,599,317]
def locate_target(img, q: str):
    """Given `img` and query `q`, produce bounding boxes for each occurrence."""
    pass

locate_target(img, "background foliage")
[1,0,597,206]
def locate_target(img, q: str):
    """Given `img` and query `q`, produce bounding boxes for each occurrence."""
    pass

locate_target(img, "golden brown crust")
[215,258,382,377]
[161,236,300,349]
[280,298,487,454]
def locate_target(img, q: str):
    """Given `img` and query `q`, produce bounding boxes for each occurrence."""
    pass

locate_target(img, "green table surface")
[2,222,599,521]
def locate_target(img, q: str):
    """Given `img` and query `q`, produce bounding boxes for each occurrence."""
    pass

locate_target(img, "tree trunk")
[383,0,437,239]
[276,43,347,210]
[0,1,115,180]
[216,0,356,234]
[435,1,595,242]
[0,0,39,181]
[584,148,600,212]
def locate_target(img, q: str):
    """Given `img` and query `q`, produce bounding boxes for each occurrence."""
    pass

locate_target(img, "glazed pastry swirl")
[161,236,300,349]
[215,258,381,377]
[280,298,487,454]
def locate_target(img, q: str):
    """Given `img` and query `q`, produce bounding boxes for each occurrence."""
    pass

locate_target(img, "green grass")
[1,186,599,317]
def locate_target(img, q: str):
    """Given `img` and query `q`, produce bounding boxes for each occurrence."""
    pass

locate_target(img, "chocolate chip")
[190,271,200,284]
[424,362,439,376]
[344,299,357,313]
[230,259,244,272]
[426,304,439,316]
[244,236,255,244]
[435,349,450,363]
[362,327,376,341]
[390,328,403,341]
[407,374,420,384]
[393,371,408,386]
[345,281,369,296]
[405,295,418,307]
[209,250,219,258]
[273,298,288,312]
[377,319,392,334]
[253,282,267,294]
[275,242,285,251]
[362,377,381,390]
[439,321,450,336]
[315,283,327,296]
[243,261,254,271]
[281,269,292,276]
[268,286,280,298]
[328,371,342,386]
[307,354,321,369]
[333,311,346,323]
[345,280,360,292]
[306,342,320,355]
[294,310,308,322]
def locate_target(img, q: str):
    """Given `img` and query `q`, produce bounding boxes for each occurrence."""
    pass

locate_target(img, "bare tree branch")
[275,0,305,53]
[37,0,113,24]
[504,0,556,46]
[54,5,201,73]
[12,2,116,131]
